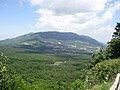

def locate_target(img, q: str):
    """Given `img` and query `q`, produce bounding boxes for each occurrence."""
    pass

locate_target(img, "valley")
[0,32,103,89]
[0,46,90,89]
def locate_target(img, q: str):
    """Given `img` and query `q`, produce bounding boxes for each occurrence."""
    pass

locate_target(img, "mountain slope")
[0,31,104,53]
[33,32,103,46]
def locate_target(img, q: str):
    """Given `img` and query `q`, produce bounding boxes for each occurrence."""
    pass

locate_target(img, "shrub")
[71,79,85,90]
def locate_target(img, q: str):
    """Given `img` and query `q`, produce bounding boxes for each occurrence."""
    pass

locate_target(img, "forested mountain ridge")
[34,32,103,46]
[0,31,103,46]
[0,32,104,53]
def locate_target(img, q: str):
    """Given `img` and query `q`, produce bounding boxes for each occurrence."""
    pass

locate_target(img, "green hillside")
[0,32,105,89]
[87,58,120,89]
[0,32,104,53]
[0,28,119,90]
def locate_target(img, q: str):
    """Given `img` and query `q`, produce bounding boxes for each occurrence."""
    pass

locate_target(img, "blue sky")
[0,0,120,43]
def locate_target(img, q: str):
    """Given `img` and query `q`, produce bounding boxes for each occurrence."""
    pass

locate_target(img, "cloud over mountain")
[20,0,120,42]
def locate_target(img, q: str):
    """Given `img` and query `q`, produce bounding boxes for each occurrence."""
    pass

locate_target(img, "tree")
[107,23,120,58]
[89,48,109,68]
[0,53,12,90]
[113,23,120,39]
[0,53,32,90]
[71,79,85,90]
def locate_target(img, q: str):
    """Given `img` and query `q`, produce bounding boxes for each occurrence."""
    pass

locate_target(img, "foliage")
[71,79,85,90]
[0,31,104,89]
[90,83,112,90]
[107,38,120,58]
[85,23,120,89]
[113,22,120,39]
[87,58,120,89]
[90,23,120,68]
[90,48,109,67]
[0,53,34,90]
[107,22,120,58]
[0,47,90,89]
[0,53,12,90]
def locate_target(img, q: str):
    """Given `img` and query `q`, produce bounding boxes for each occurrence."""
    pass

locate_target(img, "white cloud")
[92,25,114,42]
[36,9,78,30]
[26,0,120,42]
[29,0,110,31]
[93,25,113,34]
[30,0,108,14]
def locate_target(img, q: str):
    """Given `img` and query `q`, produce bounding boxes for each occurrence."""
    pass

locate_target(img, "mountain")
[0,31,104,53]
[34,32,103,46]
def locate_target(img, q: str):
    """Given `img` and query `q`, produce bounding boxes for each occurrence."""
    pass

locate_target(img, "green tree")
[107,23,120,58]
[0,53,32,90]
[71,79,85,90]
[0,53,12,90]
[90,48,109,67]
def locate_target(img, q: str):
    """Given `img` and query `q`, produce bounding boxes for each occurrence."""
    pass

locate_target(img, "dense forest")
[0,23,120,90]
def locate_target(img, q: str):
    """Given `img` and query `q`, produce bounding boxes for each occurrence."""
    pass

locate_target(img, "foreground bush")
[86,58,120,89]
[0,53,34,90]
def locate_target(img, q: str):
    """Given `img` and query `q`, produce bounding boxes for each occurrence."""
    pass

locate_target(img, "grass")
[90,82,112,90]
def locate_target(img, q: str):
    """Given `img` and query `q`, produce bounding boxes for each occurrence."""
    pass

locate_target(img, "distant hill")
[34,32,103,46]
[0,31,104,53]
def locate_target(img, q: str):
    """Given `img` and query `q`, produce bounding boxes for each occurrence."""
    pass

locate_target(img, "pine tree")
[107,23,120,58]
